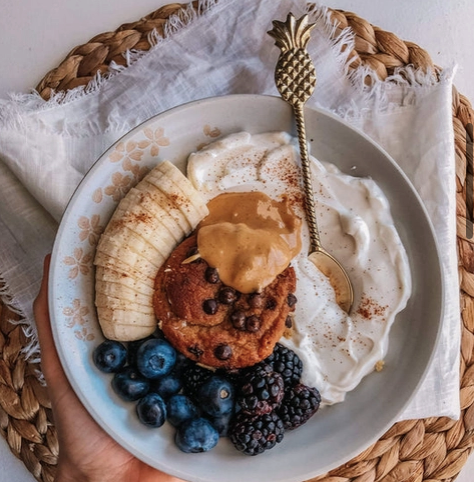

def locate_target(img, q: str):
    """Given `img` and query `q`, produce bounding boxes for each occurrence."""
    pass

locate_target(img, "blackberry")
[181,363,213,401]
[171,351,192,377]
[237,364,284,416]
[263,343,303,388]
[216,367,241,386]
[229,411,285,456]
[277,384,321,430]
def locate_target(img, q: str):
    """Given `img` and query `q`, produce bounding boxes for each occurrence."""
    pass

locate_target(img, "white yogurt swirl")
[187,131,411,405]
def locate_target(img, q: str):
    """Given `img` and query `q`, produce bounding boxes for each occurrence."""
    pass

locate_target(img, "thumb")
[33,254,69,388]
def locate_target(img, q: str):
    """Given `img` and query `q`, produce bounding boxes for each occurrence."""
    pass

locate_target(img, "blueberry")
[150,373,182,399]
[175,417,219,453]
[208,412,233,437]
[127,336,155,366]
[93,340,127,373]
[197,376,235,417]
[136,338,177,379]
[136,393,167,428]
[166,394,199,427]
[112,366,150,402]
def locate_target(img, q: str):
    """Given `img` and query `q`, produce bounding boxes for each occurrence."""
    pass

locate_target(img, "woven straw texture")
[1,3,473,482]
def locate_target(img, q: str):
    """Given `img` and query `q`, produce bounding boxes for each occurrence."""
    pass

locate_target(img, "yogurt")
[187,131,411,405]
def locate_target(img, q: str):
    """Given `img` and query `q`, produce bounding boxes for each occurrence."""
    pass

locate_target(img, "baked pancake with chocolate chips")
[153,234,297,369]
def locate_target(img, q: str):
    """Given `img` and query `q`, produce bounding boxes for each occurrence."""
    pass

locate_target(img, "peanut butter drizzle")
[197,192,302,293]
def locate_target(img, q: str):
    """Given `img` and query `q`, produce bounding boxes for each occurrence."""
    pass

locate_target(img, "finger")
[34,254,54,354]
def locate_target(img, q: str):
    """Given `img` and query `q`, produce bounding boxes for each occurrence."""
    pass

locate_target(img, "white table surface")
[1,1,473,481]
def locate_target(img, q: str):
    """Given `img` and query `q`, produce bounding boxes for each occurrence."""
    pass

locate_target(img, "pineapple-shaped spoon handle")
[267,13,320,253]
[268,13,354,313]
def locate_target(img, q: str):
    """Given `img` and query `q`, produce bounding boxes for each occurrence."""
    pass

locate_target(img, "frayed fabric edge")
[0,278,41,366]
[0,0,219,124]
[307,3,456,120]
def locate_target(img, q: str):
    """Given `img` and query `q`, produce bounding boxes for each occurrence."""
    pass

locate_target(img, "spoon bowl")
[309,250,354,313]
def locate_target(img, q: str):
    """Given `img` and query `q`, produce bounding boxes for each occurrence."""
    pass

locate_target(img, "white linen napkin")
[0,0,460,420]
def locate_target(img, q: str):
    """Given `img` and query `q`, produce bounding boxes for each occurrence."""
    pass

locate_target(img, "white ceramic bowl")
[49,94,443,482]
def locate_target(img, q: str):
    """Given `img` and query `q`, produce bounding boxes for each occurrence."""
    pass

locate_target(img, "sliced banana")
[96,246,158,279]
[106,204,181,255]
[95,267,155,295]
[109,198,185,245]
[94,250,156,283]
[134,179,200,231]
[108,202,183,247]
[96,280,151,306]
[96,306,156,341]
[141,173,201,226]
[100,323,155,342]
[97,306,156,327]
[101,225,165,261]
[154,161,209,218]
[121,186,192,233]
[97,234,166,268]
[95,293,155,314]
[94,161,208,341]
[119,224,176,260]
[146,162,209,223]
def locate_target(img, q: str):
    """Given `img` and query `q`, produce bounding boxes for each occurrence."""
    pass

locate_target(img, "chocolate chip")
[248,293,264,309]
[285,315,293,328]
[230,310,246,330]
[188,344,203,358]
[287,293,297,307]
[218,287,238,304]
[205,267,220,284]
[245,315,261,332]
[214,344,232,360]
[203,299,218,315]
[266,298,277,310]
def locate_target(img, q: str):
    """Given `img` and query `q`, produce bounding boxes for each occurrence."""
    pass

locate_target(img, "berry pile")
[93,335,321,455]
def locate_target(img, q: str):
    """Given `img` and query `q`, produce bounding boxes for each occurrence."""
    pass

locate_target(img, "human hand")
[33,255,184,482]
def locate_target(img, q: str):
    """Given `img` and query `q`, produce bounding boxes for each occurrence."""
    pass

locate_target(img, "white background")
[0,1,473,481]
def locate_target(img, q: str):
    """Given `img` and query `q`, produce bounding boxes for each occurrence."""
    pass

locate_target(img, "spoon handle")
[268,13,322,253]
[293,102,322,253]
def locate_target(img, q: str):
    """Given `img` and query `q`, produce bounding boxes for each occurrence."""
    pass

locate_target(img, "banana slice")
[109,198,185,245]
[105,207,180,257]
[95,279,151,306]
[146,162,209,223]
[140,177,204,229]
[154,161,209,218]
[100,323,155,342]
[95,267,155,295]
[97,307,156,327]
[94,160,208,341]
[95,245,158,279]
[97,234,165,269]
[108,202,182,247]
[101,225,165,261]
[96,306,156,341]
[95,293,154,314]
[131,183,194,233]
[120,186,192,233]
[94,251,156,283]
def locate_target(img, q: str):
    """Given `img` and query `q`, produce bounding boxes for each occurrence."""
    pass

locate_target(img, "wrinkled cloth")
[0,0,459,420]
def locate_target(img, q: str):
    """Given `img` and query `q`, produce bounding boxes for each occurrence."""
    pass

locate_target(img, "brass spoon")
[268,13,354,313]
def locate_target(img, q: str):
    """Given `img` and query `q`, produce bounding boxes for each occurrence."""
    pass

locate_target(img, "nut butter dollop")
[197,191,302,293]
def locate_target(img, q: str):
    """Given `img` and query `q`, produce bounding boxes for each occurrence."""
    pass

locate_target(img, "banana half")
[94,161,209,341]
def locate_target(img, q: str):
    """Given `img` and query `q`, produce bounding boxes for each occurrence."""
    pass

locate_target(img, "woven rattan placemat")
[1,4,473,482]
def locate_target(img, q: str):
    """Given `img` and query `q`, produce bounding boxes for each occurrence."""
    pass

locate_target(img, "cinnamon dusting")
[356,295,388,320]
